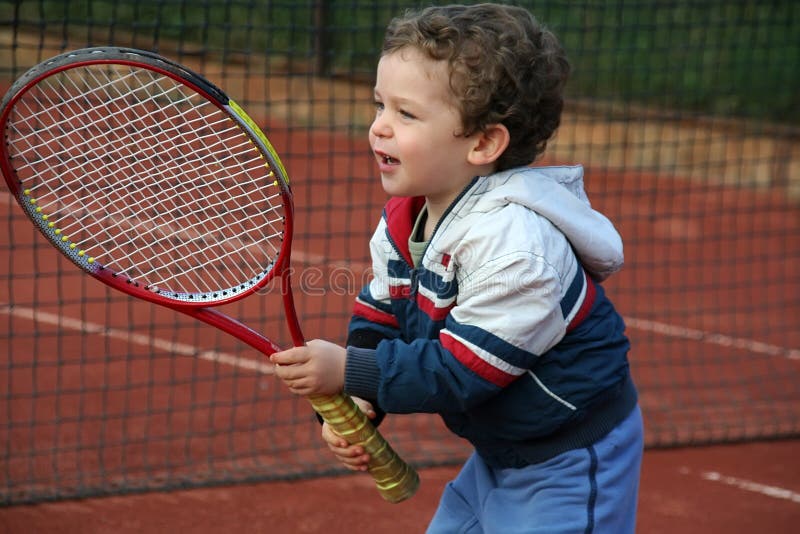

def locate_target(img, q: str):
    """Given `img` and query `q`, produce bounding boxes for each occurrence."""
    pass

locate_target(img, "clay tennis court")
[1,119,798,532]
[2,439,798,533]
[1,3,799,532]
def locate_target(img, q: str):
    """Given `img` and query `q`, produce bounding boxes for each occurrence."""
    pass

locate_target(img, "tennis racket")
[0,47,419,503]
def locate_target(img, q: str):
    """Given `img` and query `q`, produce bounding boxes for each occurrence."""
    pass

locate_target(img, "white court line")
[4,301,797,374]
[698,470,800,505]
[3,190,797,363]
[0,303,274,374]
[625,317,800,361]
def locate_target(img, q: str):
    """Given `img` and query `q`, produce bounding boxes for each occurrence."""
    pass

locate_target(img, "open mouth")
[376,150,399,165]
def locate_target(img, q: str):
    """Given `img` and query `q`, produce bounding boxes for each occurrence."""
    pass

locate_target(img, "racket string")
[7,64,288,299]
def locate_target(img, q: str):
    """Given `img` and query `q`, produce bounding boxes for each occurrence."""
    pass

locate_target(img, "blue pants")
[427,405,644,534]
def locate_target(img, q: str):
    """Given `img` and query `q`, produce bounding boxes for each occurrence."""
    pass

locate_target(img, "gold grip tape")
[308,393,420,503]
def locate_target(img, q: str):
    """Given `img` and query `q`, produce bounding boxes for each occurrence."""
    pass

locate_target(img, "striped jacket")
[345,165,638,468]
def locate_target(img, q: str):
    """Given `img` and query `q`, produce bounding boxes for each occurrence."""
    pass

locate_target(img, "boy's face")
[369,48,481,208]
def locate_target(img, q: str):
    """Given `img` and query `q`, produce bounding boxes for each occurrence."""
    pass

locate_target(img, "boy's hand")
[270,339,346,396]
[321,397,376,472]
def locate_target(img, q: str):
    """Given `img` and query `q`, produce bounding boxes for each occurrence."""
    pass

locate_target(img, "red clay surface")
[0,439,797,533]
[1,82,798,533]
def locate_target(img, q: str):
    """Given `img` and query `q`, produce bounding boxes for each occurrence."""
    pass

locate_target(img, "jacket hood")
[479,165,624,281]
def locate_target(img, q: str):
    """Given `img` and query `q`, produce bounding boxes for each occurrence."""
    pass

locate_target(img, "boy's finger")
[337,452,370,467]
[269,347,307,365]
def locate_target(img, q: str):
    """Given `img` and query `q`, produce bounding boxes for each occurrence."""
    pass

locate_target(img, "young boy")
[271,4,643,533]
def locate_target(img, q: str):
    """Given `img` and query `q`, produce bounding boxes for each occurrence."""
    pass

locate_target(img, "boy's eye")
[399,109,417,120]
[373,101,384,112]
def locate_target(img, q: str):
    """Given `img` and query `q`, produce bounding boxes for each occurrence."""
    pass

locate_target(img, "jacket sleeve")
[341,218,403,427]
[347,217,402,347]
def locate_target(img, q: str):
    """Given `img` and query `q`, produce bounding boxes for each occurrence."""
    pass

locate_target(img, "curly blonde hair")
[382,3,570,170]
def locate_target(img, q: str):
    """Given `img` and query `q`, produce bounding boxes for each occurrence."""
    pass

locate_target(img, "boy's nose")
[370,115,391,138]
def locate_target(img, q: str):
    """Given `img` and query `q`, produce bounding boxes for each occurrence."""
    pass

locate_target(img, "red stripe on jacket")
[416,292,455,321]
[440,331,517,388]
[353,300,399,328]
[566,272,597,333]
[389,284,410,299]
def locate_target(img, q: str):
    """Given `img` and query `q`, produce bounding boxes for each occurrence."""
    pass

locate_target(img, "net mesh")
[0,0,798,504]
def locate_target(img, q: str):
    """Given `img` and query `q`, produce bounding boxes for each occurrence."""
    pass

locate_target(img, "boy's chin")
[380,175,408,197]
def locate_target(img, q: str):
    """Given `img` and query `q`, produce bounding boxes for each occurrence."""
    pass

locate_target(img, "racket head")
[0,47,294,308]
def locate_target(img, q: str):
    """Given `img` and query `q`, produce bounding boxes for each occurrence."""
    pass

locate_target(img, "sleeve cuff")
[344,346,381,400]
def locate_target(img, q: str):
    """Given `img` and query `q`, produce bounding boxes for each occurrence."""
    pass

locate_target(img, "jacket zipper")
[386,176,481,298]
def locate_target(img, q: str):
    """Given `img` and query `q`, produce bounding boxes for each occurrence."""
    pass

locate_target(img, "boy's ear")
[467,123,510,167]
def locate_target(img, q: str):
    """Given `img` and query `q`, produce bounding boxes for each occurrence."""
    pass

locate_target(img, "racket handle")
[308,393,420,503]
